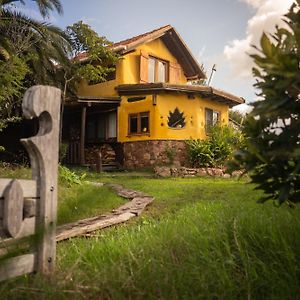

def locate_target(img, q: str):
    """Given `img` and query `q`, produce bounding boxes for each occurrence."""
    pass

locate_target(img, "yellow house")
[63,25,244,168]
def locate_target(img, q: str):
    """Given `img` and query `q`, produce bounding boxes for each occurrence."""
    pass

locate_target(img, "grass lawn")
[0,168,300,299]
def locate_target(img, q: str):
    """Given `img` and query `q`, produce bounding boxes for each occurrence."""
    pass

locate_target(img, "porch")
[62,96,123,169]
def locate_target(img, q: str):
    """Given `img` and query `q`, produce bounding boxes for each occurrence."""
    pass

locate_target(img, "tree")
[62,21,119,99]
[230,1,300,205]
[0,0,69,131]
[229,110,246,127]
[58,21,119,139]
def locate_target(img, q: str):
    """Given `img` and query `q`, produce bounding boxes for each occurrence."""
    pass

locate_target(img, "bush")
[59,165,86,186]
[229,1,300,204]
[187,124,245,168]
[59,143,68,162]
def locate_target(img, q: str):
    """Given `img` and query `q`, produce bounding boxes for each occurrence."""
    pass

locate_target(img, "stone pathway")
[56,183,154,242]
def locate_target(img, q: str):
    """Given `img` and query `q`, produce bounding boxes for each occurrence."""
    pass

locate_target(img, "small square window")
[128,112,150,135]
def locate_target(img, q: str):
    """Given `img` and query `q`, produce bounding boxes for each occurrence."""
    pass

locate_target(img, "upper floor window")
[128,112,150,135]
[205,108,220,134]
[148,56,168,83]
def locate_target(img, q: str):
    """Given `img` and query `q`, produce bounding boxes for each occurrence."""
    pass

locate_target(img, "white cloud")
[232,103,253,115]
[224,0,294,79]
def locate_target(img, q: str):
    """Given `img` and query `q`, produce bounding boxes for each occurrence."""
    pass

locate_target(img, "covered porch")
[62,96,122,169]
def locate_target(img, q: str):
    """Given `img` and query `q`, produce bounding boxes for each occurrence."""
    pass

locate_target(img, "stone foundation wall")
[123,140,188,169]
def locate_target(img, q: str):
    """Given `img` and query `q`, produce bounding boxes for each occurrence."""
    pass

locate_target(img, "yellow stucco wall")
[77,36,229,143]
[78,38,187,97]
[118,93,229,142]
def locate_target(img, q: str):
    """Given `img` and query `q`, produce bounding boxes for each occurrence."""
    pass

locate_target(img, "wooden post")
[21,85,61,275]
[96,150,103,173]
[0,86,60,281]
[80,105,86,165]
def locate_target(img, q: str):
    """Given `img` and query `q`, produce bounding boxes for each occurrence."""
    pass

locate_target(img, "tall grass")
[0,175,299,299]
[0,165,125,225]
[58,183,124,225]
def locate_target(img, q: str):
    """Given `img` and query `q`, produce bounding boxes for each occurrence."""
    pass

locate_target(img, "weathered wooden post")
[96,149,103,173]
[0,85,61,280]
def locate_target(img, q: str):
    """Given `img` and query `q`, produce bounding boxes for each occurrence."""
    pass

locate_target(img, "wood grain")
[0,253,35,282]
[3,179,23,238]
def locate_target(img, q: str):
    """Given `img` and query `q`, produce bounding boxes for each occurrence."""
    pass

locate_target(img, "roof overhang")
[65,96,121,109]
[117,83,245,107]
[118,26,205,80]
[77,96,121,104]
[74,25,206,79]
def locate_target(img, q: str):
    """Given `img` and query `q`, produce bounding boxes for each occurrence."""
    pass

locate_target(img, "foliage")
[229,1,300,205]
[58,164,86,186]
[229,109,246,127]
[58,143,68,162]
[0,0,69,131]
[0,55,29,131]
[62,21,119,93]
[164,144,176,165]
[59,21,119,140]
[187,124,245,167]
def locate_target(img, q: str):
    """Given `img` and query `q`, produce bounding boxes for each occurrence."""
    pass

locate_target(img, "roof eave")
[116,83,245,107]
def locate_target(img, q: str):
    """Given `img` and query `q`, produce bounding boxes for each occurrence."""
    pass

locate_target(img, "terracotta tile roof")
[113,25,172,48]
[73,52,89,61]
[74,25,172,62]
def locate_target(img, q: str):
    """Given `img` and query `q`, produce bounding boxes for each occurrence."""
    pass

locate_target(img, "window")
[128,112,149,135]
[205,108,220,134]
[148,56,168,83]
[107,112,117,138]
[86,112,117,142]
[168,107,186,129]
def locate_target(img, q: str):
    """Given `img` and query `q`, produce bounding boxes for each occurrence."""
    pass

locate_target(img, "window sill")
[168,127,186,130]
[127,133,150,137]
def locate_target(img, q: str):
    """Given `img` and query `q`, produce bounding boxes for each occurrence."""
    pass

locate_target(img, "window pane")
[148,57,155,83]
[213,111,220,125]
[140,113,149,133]
[108,112,117,138]
[86,118,95,140]
[157,61,166,82]
[205,109,213,134]
[205,109,213,127]
[96,117,105,139]
[129,115,138,134]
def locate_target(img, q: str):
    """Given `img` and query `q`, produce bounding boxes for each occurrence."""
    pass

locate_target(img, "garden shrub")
[59,165,86,186]
[229,1,300,204]
[187,124,245,168]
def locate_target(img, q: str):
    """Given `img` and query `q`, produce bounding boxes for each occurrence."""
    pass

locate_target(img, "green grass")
[57,183,125,225]
[0,169,300,299]
[0,166,125,225]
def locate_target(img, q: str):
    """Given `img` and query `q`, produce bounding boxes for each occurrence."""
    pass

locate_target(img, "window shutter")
[140,50,149,83]
[169,62,181,84]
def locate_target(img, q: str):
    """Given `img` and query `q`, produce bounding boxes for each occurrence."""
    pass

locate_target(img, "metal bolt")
[50,186,54,192]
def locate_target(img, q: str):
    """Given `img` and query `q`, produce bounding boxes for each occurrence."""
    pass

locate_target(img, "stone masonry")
[123,140,188,169]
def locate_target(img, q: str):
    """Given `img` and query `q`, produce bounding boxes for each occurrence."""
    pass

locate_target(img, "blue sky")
[16,0,294,112]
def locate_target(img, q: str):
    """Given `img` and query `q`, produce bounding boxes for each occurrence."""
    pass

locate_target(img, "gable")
[116,25,205,80]
[137,38,186,84]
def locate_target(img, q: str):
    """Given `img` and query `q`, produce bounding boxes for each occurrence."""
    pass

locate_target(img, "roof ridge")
[113,24,172,47]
